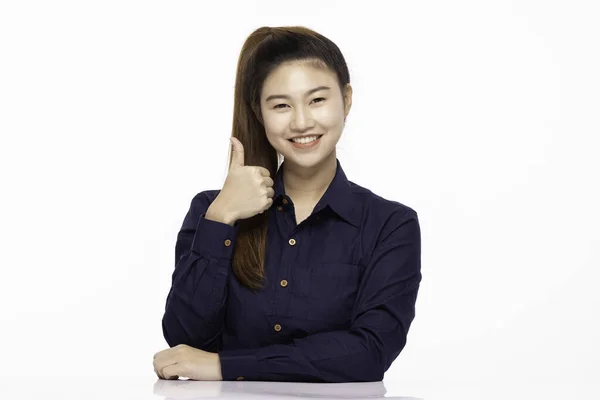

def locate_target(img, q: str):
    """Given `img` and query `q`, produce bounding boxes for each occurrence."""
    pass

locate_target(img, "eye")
[273,98,326,110]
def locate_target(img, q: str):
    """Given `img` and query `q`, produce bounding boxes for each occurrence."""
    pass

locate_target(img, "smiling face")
[260,60,352,169]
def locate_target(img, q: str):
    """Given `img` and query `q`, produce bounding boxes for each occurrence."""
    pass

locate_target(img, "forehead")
[262,61,337,94]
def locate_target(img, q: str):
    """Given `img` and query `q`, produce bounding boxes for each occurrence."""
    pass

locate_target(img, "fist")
[153,344,222,381]
[215,137,275,221]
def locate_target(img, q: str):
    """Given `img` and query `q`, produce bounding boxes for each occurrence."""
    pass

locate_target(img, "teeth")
[292,135,320,144]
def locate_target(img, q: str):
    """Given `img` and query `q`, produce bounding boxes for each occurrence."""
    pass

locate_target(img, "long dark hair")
[229,26,351,290]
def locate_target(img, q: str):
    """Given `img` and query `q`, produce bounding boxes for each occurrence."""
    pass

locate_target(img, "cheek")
[263,125,287,148]
[263,114,287,133]
[314,106,344,127]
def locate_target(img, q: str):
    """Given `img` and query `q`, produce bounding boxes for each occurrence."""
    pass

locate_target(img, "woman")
[153,25,422,383]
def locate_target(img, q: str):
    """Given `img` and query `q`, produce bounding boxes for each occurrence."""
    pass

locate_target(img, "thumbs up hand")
[207,137,275,225]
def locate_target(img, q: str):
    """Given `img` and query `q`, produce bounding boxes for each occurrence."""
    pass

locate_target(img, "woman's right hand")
[210,137,275,223]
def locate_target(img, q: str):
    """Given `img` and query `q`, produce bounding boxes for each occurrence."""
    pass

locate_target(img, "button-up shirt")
[161,158,422,382]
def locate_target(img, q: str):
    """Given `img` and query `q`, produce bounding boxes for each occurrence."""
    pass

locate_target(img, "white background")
[1,0,598,398]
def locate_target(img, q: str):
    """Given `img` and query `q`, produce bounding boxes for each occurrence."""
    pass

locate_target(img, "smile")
[288,135,323,149]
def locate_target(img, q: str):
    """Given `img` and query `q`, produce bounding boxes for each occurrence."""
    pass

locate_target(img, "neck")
[282,151,337,205]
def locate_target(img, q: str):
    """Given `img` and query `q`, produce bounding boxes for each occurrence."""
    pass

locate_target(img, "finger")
[230,137,245,170]
[162,364,180,380]
[154,353,179,379]
[264,197,274,210]
[266,187,275,198]
[256,167,271,177]
[153,353,173,371]
[153,358,165,380]
[263,176,274,187]
[153,351,166,379]
[258,196,273,214]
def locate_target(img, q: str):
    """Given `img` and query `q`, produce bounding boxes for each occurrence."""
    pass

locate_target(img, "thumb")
[229,137,245,169]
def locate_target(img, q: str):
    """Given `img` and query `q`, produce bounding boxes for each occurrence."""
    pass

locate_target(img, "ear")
[343,83,353,119]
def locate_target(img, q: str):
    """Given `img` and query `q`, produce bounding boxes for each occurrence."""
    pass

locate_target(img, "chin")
[286,149,335,169]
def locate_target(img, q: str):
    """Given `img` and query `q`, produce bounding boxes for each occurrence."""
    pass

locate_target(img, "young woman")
[153,25,422,383]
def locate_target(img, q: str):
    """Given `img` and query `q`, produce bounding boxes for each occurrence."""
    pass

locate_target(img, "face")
[260,61,352,169]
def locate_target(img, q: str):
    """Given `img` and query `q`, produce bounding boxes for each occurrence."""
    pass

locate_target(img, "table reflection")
[153,379,421,399]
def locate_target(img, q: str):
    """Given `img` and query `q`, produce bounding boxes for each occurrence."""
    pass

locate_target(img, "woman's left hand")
[153,344,223,381]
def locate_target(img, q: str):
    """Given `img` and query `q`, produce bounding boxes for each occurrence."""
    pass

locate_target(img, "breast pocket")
[302,262,363,325]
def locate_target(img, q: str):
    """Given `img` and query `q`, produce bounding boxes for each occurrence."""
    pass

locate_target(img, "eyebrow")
[265,86,331,102]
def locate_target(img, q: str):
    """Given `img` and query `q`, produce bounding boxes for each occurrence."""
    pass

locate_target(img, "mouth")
[288,134,323,150]
[288,134,323,143]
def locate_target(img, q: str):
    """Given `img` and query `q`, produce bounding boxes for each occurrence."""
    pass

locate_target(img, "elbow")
[331,361,383,383]
[330,350,385,382]
[352,334,392,382]
[367,368,385,382]
[358,362,385,382]
[353,328,407,382]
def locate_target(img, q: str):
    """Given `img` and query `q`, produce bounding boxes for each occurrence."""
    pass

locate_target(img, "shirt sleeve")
[217,208,422,382]
[162,191,240,352]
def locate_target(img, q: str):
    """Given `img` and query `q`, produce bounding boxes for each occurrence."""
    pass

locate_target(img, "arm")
[217,208,422,382]
[162,191,239,352]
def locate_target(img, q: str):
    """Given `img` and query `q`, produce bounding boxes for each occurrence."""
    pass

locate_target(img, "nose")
[290,106,316,132]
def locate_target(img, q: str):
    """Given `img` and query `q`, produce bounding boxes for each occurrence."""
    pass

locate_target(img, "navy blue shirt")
[161,158,422,382]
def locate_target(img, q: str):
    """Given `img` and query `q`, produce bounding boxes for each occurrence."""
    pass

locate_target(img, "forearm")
[162,253,229,351]
[163,207,239,351]
[217,328,387,382]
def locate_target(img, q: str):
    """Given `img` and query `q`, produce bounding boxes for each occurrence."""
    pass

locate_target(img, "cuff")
[218,348,263,381]
[191,213,240,261]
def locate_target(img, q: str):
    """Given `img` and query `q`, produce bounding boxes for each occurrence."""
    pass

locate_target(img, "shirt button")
[282,198,289,205]
[224,239,232,246]
[236,376,244,380]
[277,206,283,211]
[288,238,296,246]
[274,324,282,332]
[280,279,288,287]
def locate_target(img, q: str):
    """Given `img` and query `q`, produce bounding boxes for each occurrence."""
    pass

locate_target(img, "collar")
[272,158,360,227]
